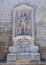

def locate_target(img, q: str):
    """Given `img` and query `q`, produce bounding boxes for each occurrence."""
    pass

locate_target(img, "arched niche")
[12,4,35,41]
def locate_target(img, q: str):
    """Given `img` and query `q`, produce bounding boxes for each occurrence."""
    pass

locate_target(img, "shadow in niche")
[15,34,32,37]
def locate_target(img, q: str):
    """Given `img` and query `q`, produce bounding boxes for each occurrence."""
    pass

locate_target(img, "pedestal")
[7,52,40,62]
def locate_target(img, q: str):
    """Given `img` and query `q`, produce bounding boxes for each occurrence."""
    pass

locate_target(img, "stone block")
[7,53,40,62]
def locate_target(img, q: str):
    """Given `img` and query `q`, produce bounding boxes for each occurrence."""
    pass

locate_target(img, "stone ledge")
[0,61,46,65]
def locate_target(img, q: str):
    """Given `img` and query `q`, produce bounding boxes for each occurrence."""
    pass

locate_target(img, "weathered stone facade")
[0,0,46,60]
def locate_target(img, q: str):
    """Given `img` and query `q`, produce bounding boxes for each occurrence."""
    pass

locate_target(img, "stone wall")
[0,61,46,65]
[0,0,46,60]
[0,10,13,59]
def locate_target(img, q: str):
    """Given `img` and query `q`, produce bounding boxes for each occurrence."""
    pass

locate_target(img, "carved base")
[7,53,40,62]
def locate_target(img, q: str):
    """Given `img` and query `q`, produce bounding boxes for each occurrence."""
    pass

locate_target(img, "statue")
[7,4,40,62]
